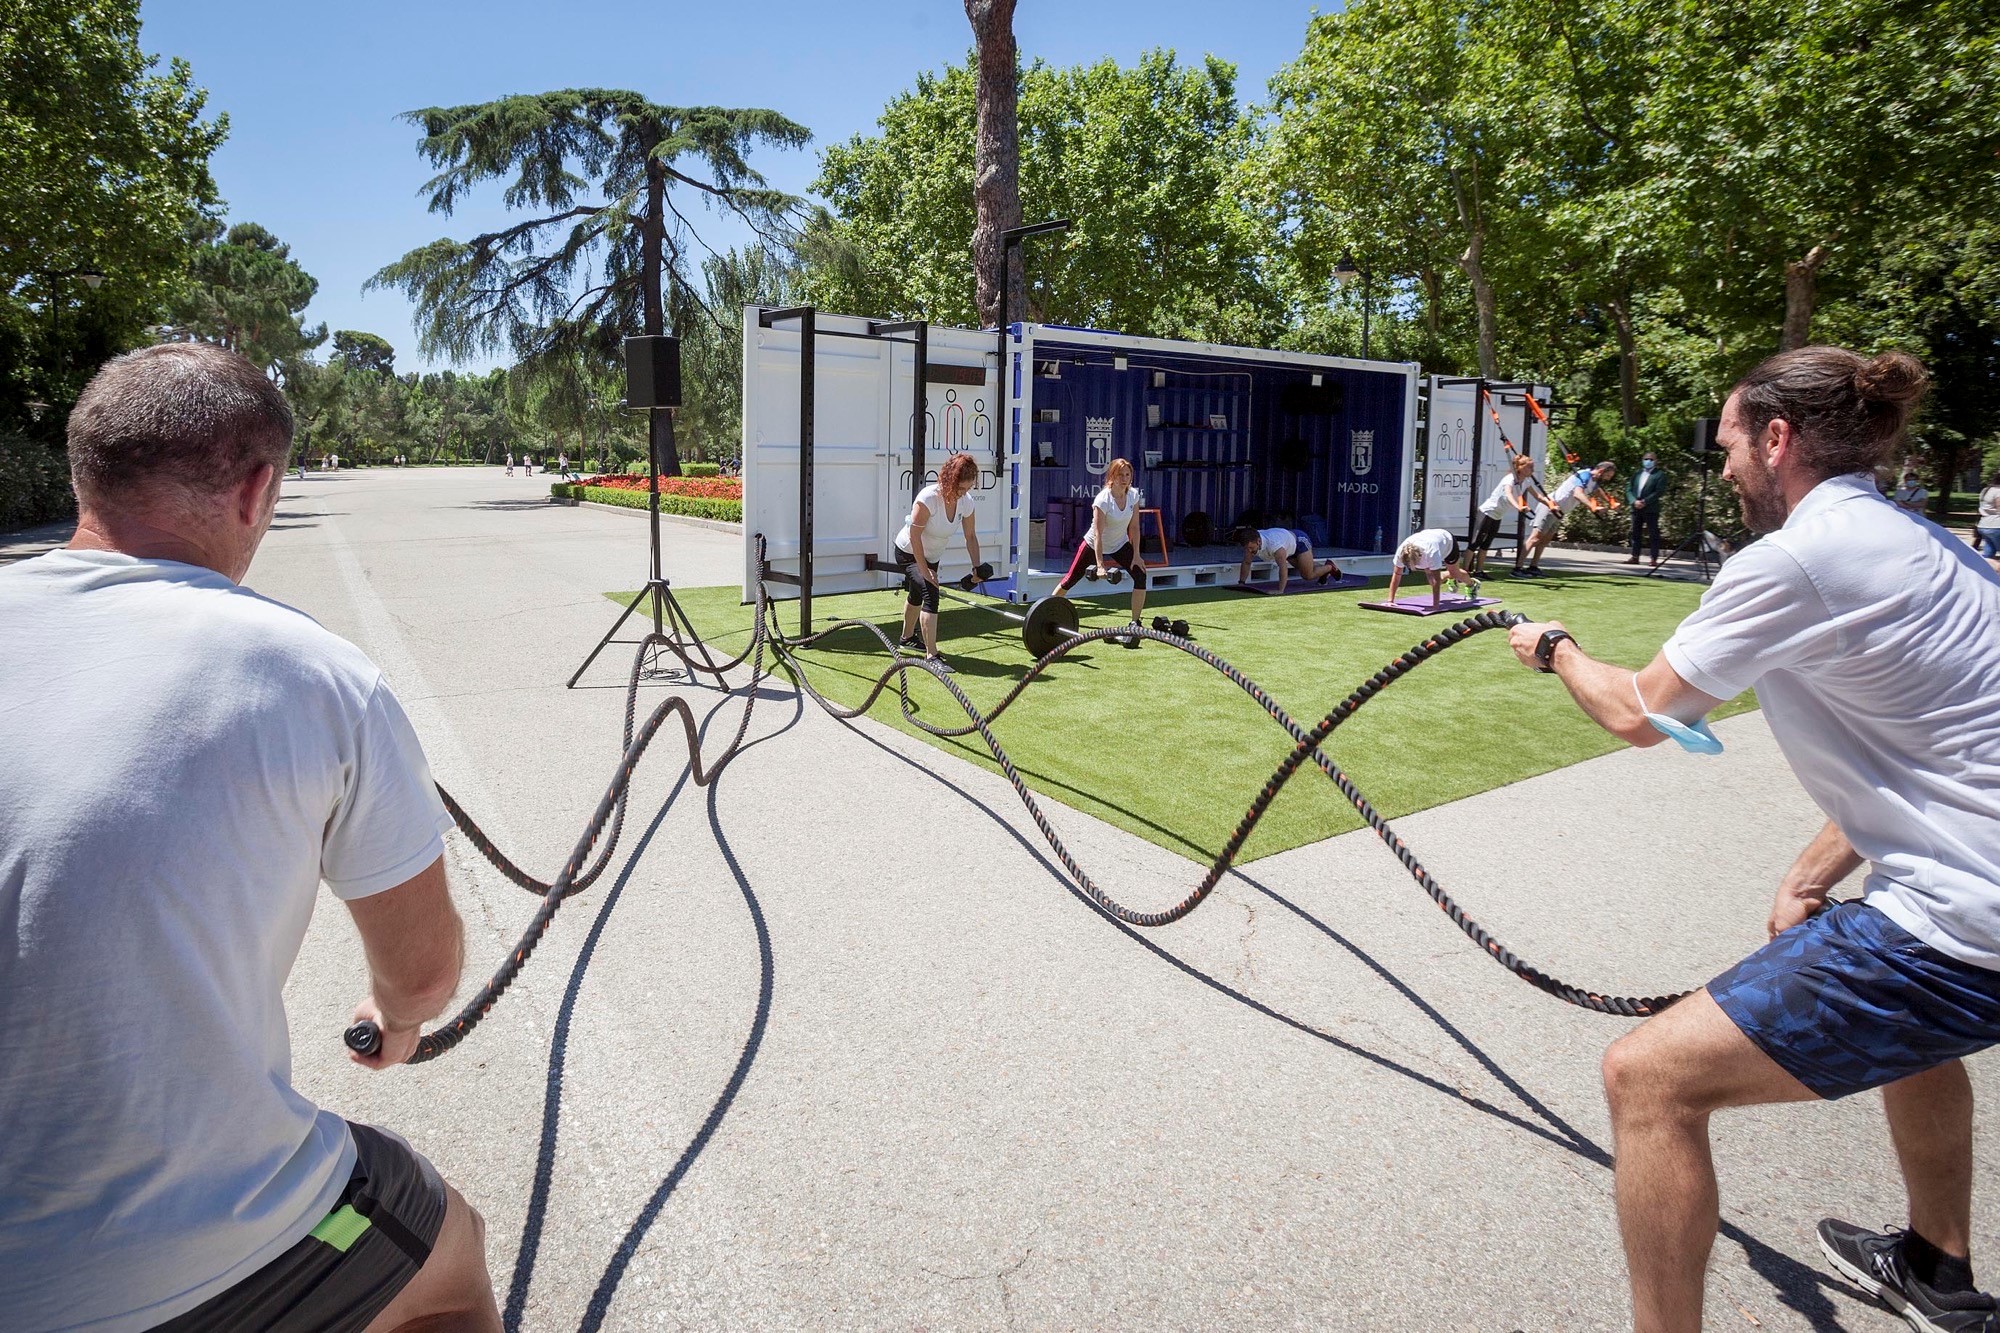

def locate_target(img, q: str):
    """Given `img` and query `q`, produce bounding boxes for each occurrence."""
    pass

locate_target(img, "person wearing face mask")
[1510,347,2000,1333]
[1895,467,1931,514]
[1625,451,1669,564]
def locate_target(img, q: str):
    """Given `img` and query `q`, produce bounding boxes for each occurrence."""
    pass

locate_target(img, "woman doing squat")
[892,453,983,674]
[1053,458,1148,647]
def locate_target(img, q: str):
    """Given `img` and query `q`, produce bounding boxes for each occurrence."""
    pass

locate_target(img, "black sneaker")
[897,632,924,655]
[1818,1220,2000,1332]
[926,654,956,675]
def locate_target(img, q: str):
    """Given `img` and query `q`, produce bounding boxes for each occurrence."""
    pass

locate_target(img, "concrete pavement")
[226,466,1992,1331]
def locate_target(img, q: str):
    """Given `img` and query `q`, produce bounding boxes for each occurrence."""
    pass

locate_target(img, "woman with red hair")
[1052,457,1148,646]
[892,452,984,672]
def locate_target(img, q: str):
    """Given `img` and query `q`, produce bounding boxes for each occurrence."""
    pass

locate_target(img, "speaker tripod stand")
[566,406,721,688]
[1645,450,1720,584]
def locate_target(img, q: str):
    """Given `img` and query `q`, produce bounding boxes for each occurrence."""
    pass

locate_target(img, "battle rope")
[772,606,1685,1018]
[347,580,777,1063]
[352,542,1687,1061]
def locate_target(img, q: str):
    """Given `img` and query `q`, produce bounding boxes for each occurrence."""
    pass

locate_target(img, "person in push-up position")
[1387,528,1481,608]
[1233,524,1341,593]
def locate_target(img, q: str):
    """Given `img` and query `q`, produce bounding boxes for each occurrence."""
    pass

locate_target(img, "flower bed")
[579,473,740,500]
[553,480,741,523]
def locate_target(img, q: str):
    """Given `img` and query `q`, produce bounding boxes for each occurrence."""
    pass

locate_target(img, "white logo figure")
[1350,429,1375,477]
[1085,416,1115,476]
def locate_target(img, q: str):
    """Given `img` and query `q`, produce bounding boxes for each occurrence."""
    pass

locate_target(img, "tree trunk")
[966,0,1022,328]
[1607,294,1644,427]
[1458,231,1499,377]
[1421,269,1442,338]
[1447,166,1498,377]
[1780,244,1830,351]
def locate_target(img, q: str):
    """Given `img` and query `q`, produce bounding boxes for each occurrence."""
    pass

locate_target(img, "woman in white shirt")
[1052,458,1148,644]
[1472,454,1536,575]
[892,453,983,672]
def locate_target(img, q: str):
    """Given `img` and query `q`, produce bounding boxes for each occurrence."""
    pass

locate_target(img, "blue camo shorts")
[1709,900,2000,1100]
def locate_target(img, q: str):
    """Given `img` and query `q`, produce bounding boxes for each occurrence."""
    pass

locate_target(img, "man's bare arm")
[1769,820,1864,937]
[1507,621,1724,748]
[344,856,463,1067]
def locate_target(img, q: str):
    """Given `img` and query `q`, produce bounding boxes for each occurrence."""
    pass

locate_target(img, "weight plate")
[1022,595,1081,657]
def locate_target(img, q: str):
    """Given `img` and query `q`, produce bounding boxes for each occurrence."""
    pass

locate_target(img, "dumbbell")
[1092,565,1125,586]
[1150,615,1191,639]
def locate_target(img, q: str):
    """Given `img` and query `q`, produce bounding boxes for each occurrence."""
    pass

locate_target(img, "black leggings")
[1057,540,1145,592]
[894,545,940,614]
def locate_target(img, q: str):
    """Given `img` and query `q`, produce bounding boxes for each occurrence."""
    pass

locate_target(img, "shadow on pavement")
[837,716,1854,1331]
[501,678,802,1331]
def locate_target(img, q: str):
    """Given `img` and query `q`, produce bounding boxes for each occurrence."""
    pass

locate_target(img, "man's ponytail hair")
[1732,346,1929,478]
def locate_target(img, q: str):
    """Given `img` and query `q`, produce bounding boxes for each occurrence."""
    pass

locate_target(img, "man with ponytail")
[1508,347,2000,1333]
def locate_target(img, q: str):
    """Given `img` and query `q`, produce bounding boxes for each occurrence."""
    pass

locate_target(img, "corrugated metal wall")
[1025,339,1407,560]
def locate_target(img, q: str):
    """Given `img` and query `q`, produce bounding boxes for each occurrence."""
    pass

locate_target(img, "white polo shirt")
[1663,473,2000,968]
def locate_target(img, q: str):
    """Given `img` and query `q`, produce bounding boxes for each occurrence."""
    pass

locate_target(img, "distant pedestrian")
[1976,469,2000,564]
[1895,467,1930,513]
[504,452,514,478]
[329,452,339,471]
[1626,451,1669,564]
[522,456,534,477]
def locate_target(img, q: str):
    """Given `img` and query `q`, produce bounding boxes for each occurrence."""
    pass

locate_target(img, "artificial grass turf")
[627,572,1755,866]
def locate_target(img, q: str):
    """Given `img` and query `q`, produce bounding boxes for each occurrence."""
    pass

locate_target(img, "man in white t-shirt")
[1507,346,2000,1333]
[1521,460,1615,576]
[0,344,499,1331]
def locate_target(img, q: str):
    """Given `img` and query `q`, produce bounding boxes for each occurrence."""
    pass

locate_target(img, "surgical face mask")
[1642,459,1655,471]
[1635,675,1723,755]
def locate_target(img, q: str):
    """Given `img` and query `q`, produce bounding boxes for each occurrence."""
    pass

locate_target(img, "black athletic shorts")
[1473,513,1502,551]
[151,1122,448,1332]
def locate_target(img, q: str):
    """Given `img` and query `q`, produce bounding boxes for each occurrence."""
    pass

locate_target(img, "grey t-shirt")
[1664,474,2000,968]
[0,551,452,1330]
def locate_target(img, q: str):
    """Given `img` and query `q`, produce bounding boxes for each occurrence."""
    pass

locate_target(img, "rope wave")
[389,547,1684,1063]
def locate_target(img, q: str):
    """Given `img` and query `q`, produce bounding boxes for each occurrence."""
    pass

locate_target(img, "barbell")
[932,564,1084,657]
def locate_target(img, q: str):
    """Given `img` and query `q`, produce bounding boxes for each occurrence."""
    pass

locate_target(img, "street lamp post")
[993,218,1071,472]
[43,267,105,400]
[1333,251,1371,360]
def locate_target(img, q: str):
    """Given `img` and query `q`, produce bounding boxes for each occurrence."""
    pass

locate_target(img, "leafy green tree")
[673,245,796,464]
[1,0,225,420]
[807,50,1276,342]
[368,90,809,474]
[162,221,326,374]
[330,329,396,376]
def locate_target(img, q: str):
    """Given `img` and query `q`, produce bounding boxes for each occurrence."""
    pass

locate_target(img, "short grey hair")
[68,342,294,509]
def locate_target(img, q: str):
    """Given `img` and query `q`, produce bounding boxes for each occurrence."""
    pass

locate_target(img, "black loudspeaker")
[1691,417,1719,454]
[624,335,682,409]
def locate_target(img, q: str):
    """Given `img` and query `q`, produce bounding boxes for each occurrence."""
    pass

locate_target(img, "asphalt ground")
[217,467,1998,1331]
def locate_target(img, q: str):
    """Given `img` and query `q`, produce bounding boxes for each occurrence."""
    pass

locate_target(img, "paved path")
[235,467,1990,1331]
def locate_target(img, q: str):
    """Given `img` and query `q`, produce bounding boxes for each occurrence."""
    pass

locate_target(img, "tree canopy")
[806,49,1276,344]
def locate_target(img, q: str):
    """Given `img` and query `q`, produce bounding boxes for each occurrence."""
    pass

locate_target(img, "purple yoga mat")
[1230,573,1372,596]
[1357,595,1504,616]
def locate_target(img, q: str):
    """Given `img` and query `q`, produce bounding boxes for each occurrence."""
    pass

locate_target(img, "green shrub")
[574,485,742,523]
[682,462,721,477]
[625,460,649,475]
[550,481,572,500]
[0,433,77,529]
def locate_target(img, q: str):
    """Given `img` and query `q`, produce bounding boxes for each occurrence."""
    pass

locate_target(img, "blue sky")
[137,1,1331,373]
